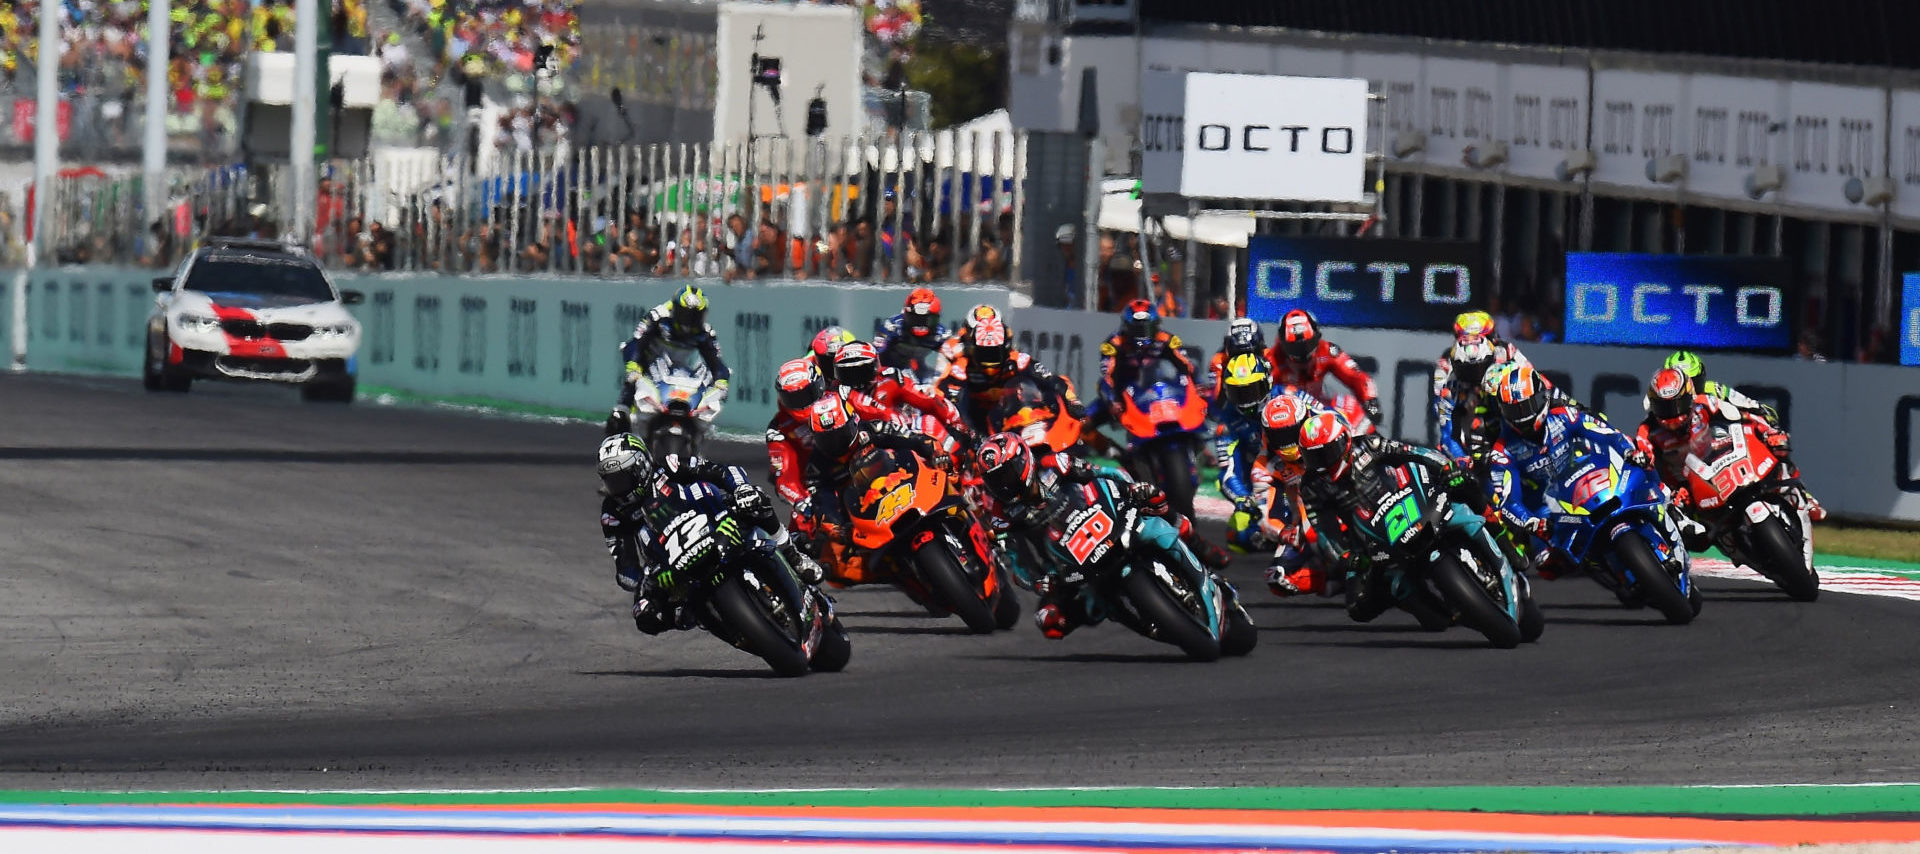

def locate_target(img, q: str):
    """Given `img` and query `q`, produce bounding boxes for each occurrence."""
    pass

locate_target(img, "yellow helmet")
[1453,310,1495,341]
[1221,352,1272,414]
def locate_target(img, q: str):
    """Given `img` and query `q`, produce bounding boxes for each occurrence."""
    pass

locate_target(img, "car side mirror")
[340,289,365,305]
[151,276,173,293]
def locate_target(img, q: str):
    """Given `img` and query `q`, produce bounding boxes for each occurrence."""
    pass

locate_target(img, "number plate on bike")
[1059,506,1117,565]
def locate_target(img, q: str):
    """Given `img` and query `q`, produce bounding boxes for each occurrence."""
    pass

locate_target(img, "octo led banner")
[1245,236,1483,330]
[1563,254,1793,351]
[1903,273,1920,366]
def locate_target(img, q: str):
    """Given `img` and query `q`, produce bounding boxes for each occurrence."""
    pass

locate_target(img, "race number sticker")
[1061,508,1116,564]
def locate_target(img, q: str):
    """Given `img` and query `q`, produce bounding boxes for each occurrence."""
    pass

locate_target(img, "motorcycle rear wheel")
[1220,597,1258,657]
[1614,532,1695,625]
[1154,441,1198,519]
[1123,561,1222,661]
[1428,553,1523,649]
[1751,517,1819,602]
[917,539,997,633]
[712,575,811,677]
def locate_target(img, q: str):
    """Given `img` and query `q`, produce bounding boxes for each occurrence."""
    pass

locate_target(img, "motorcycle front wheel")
[712,574,811,676]
[1428,553,1523,649]
[1154,441,1198,520]
[1123,560,1222,661]
[1613,532,1695,625]
[1750,516,1819,602]
[915,538,997,633]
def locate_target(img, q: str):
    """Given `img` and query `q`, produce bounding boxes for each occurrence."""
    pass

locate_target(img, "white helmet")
[597,433,653,499]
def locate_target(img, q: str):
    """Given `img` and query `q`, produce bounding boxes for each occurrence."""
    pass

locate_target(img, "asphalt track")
[1,372,1918,790]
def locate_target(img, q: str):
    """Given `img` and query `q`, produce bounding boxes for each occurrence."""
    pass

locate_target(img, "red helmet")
[1493,364,1549,434]
[1260,393,1313,461]
[808,392,859,458]
[810,326,857,383]
[776,356,822,414]
[834,341,881,390]
[1296,411,1352,480]
[904,287,942,338]
[1647,367,1695,428]
[1278,309,1321,364]
[976,432,1037,505]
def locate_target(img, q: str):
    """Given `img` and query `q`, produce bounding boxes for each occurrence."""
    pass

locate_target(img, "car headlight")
[311,323,357,339]
[176,312,221,334]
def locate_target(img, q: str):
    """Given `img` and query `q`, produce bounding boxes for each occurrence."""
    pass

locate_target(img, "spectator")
[958,228,1002,283]
[1795,331,1828,362]
[364,221,395,270]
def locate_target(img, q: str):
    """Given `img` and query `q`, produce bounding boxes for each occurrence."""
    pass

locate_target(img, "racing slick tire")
[1615,532,1695,625]
[1220,596,1258,657]
[916,540,997,634]
[1123,559,1223,662]
[1155,442,1198,519]
[1429,552,1523,649]
[809,616,853,673]
[711,574,811,677]
[1751,517,1819,602]
[992,567,1022,630]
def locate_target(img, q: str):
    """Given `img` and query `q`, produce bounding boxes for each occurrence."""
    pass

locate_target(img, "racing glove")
[1764,431,1792,455]
[1629,449,1654,472]
[732,484,774,525]
[1128,482,1169,514]
[711,378,730,401]
[1362,397,1383,425]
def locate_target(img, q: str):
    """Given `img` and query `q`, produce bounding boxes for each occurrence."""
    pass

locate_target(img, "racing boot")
[1172,514,1231,570]
[632,583,677,635]
[615,563,643,593]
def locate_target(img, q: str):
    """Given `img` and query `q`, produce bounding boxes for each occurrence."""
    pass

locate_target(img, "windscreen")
[184,256,335,303]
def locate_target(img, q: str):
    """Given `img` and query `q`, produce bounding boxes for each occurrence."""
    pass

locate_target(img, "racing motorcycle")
[842,444,1020,633]
[879,336,951,387]
[987,375,1088,457]
[644,480,851,676]
[1032,474,1255,660]
[610,348,724,459]
[1679,404,1818,601]
[1114,360,1210,518]
[1314,459,1543,648]
[1544,444,1700,624]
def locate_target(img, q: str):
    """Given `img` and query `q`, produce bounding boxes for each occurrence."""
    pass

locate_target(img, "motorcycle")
[841,444,1020,632]
[987,375,1088,457]
[1543,444,1700,624]
[1032,475,1256,660]
[1114,360,1210,518]
[644,480,851,676]
[609,348,724,459]
[1318,460,1543,648]
[879,337,951,387]
[1680,405,1818,601]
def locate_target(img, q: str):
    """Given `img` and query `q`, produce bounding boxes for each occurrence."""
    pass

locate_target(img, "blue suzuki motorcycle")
[1543,445,1700,624]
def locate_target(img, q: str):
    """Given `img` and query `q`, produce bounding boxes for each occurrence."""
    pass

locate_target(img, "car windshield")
[184,256,335,302]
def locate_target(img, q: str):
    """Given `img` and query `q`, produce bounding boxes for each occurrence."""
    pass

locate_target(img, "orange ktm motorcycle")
[986,375,1088,457]
[842,444,1021,632]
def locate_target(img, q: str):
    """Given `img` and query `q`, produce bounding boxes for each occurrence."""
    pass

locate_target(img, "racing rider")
[1213,352,1287,552]
[1206,318,1267,405]
[1269,308,1381,426]
[597,433,822,634]
[973,433,1229,639]
[1636,368,1824,523]
[1094,299,1201,424]
[872,287,950,377]
[1432,310,1534,466]
[939,311,1085,434]
[610,286,731,434]
[1287,412,1480,624]
[809,326,859,386]
[834,342,979,450]
[767,356,826,509]
[1658,350,1781,427]
[797,392,952,585]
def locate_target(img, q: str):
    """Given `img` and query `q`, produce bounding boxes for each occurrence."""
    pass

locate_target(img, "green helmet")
[1663,350,1705,382]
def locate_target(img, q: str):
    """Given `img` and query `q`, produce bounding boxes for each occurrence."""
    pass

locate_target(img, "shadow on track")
[845,624,976,636]
[1256,622,1430,634]
[0,447,580,465]
[576,668,775,680]
[964,651,1194,665]
[1286,637,1496,650]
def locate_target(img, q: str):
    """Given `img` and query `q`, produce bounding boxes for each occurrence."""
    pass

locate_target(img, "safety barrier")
[5,267,1009,436]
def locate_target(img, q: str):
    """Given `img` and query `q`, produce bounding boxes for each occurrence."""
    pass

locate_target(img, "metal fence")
[41,129,1031,285]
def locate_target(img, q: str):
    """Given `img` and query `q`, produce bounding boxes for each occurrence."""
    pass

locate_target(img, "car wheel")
[143,334,191,393]
[302,375,356,403]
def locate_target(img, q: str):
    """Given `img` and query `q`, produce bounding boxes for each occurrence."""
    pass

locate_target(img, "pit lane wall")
[1017,307,1920,525]
[4,267,1009,436]
[8,267,1918,523]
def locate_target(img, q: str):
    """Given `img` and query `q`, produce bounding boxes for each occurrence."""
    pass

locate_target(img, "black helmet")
[670,286,709,337]
[1223,317,1264,356]
[977,433,1038,506]
[596,433,652,499]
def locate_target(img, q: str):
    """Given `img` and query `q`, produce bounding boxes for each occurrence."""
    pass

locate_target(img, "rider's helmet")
[1647,367,1696,430]
[1120,298,1158,342]
[1448,336,1498,389]
[1223,317,1265,357]
[903,287,942,340]
[961,304,1001,341]
[976,432,1039,507]
[1664,350,1706,385]
[1492,363,1550,437]
[670,286,709,338]
[1296,411,1353,481]
[1453,310,1496,342]
[1221,352,1273,416]
[808,392,860,459]
[596,432,653,501]
[967,312,1013,378]
[776,356,823,415]
[810,326,858,384]
[1261,392,1313,462]
[834,341,881,392]
[1278,309,1322,368]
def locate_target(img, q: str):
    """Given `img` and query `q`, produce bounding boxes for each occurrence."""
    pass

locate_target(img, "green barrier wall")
[8,267,1011,436]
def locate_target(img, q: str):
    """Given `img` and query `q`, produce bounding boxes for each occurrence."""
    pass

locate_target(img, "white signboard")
[1141,72,1370,202]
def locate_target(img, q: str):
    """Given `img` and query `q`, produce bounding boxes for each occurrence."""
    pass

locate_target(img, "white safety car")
[144,237,364,401]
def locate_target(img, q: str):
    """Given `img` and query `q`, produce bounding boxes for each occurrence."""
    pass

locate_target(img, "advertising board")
[1140,72,1370,202]
[1563,253,1794,350]
[1245,236,1483,329]
[1903,273,1920,366]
